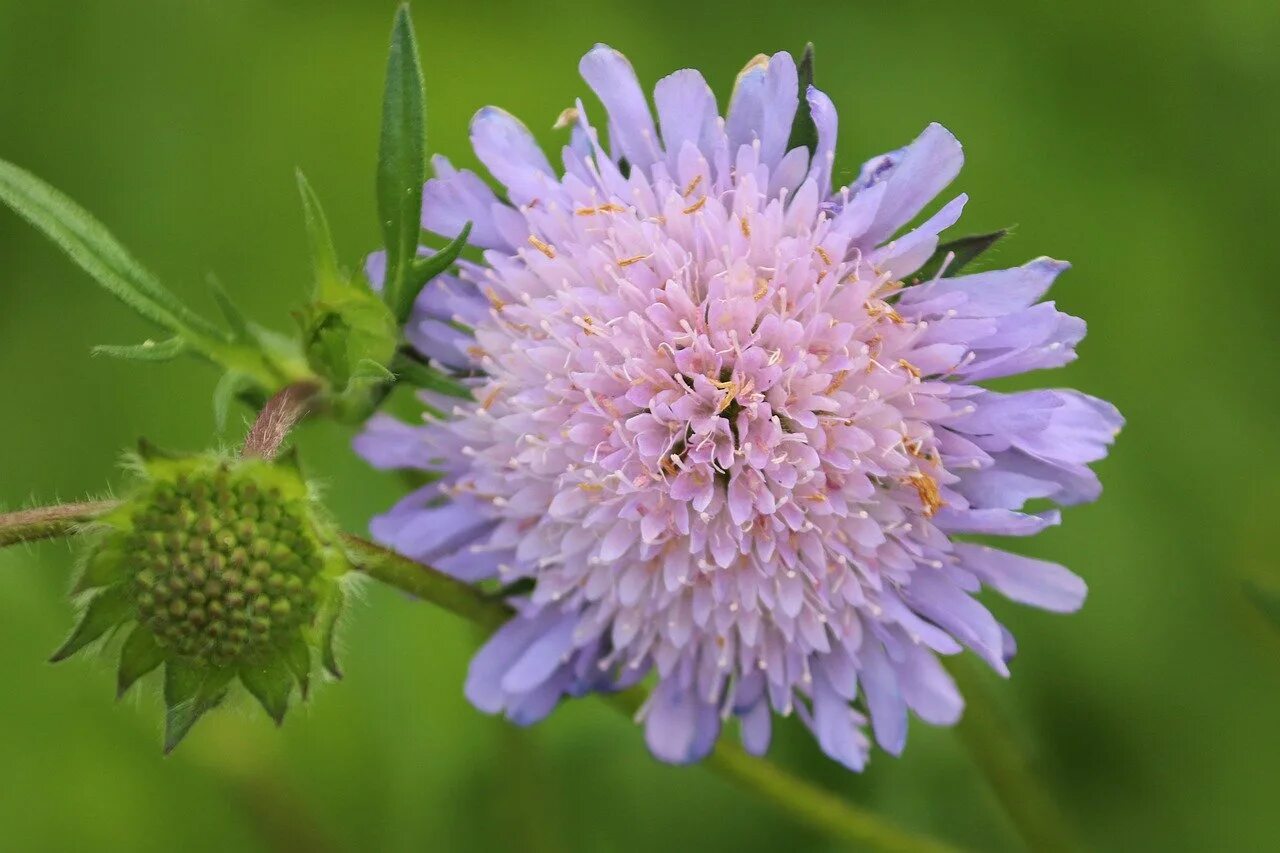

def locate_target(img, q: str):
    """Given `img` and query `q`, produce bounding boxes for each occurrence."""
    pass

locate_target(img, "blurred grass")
[2,0,1279,850]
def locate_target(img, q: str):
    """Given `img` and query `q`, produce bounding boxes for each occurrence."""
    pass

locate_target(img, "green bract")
[293,170,399,422]
[53,444,350,752]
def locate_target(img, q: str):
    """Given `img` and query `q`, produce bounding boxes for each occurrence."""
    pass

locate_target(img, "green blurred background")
[2,0,1278,850]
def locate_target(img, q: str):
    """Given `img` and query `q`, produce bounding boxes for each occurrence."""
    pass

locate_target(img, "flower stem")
[0,501,116,547]
[241,381,323,460]
[707,741,961,853]
[608,687,962,853]
[346,545,963,852]
[945,655,1079,853]
[1,499,963,853]
[340,534,513,631]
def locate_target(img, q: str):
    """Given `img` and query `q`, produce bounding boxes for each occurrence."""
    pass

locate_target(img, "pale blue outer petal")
[579,45,662,170]
[860,122,964,245]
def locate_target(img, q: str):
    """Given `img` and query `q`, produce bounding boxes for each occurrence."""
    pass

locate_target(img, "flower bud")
[296,281,397,418]
[52,442,350,752]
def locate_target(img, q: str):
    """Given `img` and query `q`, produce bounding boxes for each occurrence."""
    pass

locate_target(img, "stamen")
[715,382,739,414]
[904,472,944,517]
[527,235,556,258]
[553,106,579,129]
[824,369,849,394]
[865,300,904,324]
[576,202,626,216]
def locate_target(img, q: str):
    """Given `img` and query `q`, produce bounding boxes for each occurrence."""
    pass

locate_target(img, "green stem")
[606,689,961,853]
[945,656,1078,853]
[340,534,512,632]
[348,539,962,851]
[706,743,960,853]
[1,500,960,853]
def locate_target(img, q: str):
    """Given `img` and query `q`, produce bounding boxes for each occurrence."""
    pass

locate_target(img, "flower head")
[54,443,349,751]
[357,46,1121,769]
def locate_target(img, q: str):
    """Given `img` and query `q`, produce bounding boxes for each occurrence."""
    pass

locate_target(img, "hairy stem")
[946,656,1078,853]
[242,381,323,460]
[3,501,960,853]
[0,501,115,547]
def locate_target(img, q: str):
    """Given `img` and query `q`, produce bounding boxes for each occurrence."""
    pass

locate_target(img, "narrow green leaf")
[296,168,398,392]
[787,43,817,152]
[392,355,474,400]
[333,358,397,421]
[941,229,1008,276]
[92,337,188,362]
[405,222,471,311]
[136,437,189,462]
[116,625,166,698]
[163,661,232,753]
[240,655,295,725]
[296,169,342,289]
[207,274,251,342]
[798,42,815,89]
[319,584,346,679]
[0,158,224,340]
[352,358,396,385]
[913,229,1009,282]
[377,4,428,323]
[163,703,201,754]
[284,637,312,700]
[71,544,127,595]
[164,659,202,708]
[247,323,307,367]
[49,585,131,662]
[213,372,254,432]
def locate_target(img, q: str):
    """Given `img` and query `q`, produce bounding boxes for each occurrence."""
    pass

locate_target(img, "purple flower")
[355,47,1121,769]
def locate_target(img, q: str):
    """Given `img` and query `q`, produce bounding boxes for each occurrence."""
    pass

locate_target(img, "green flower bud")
[297,293,397,396]
[52,443,351,752]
